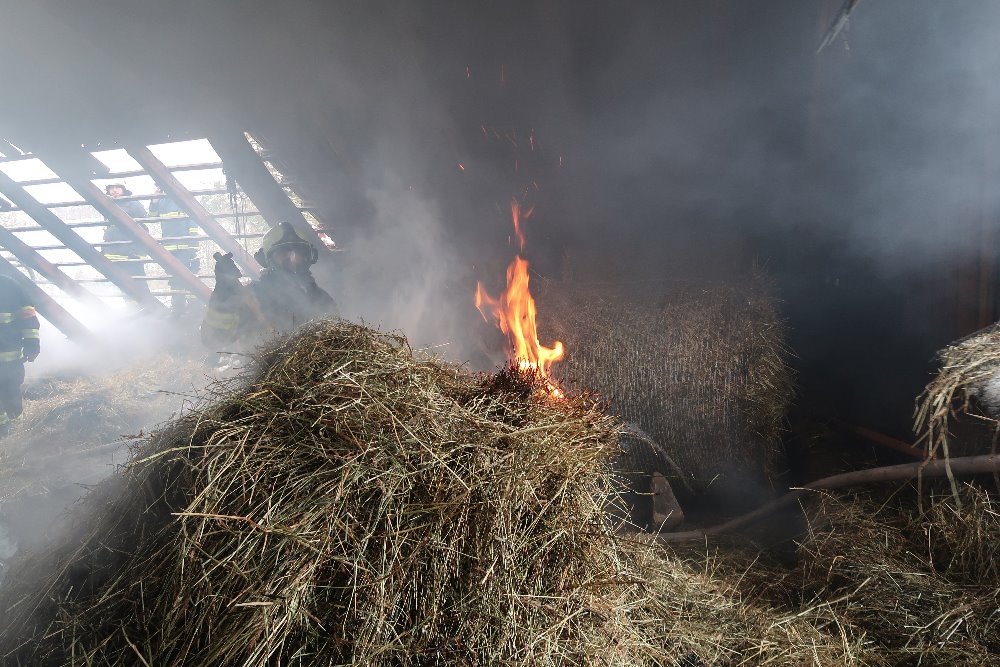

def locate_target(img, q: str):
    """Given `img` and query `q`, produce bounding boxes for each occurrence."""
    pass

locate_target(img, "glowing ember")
[476,202,565,396]
[510,198,526,252]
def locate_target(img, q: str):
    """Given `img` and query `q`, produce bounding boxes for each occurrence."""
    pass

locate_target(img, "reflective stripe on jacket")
[0,277,39,363]
[159,211,201,251]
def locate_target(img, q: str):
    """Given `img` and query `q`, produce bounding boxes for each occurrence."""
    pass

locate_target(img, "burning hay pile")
[535,273,794,495]
[0,320,860,666]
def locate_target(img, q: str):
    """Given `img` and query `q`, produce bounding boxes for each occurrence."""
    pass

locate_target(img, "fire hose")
[630,454,1000,544]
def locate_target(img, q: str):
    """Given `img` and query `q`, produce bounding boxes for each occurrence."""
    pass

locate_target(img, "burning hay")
[0,320,861,667]
[1,321,639,664]
[535,273,794,495]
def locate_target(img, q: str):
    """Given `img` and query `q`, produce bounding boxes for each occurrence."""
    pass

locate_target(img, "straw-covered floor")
[535,273,794,495]
[1,358,204,507]
[0,320,868,667]
[0,356,207,575]
[725,483,1000,666]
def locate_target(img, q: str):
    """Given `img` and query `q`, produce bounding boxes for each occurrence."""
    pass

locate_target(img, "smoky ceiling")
[5,0,1000,435]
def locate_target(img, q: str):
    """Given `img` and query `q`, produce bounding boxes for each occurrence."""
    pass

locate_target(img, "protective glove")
[213,252,242,291]
[24,349,39,362]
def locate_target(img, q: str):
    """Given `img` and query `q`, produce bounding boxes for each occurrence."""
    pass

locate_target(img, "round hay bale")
[535,274,795,498]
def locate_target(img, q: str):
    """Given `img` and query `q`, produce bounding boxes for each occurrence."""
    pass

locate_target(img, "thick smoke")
[0,310,210,578]
[0,2,999,506]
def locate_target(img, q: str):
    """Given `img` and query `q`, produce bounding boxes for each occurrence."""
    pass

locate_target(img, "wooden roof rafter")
[39,150,212,303]
[209,132,329,252]
[0,152,38,164]
[126,145,262,278]
[0,168,166,312]
[0,225,103,310]
[78,182,210,301]
[0,253,92,343]
[0,133,330,337]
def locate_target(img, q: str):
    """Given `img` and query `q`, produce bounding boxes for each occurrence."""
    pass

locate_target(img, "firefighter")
[149,186,200,313]
[0,274,40,436]
[101,183,151,297]
[201,222,337,350]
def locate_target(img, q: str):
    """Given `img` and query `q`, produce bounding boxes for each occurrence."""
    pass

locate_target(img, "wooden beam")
[50,169,211,302]
[0,139,25,159]
[0,255,93,343]
[16,161,224,188]
[0,169,166,311]
[128,145,261,278]
[829,419,931,460]
[0,153,38,164]
[208,132,327,250]
[0,225,105,309]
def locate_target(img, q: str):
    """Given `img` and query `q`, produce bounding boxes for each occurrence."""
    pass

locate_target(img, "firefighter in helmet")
[101,182,151,298]
[149,186,201,314]
[201,222,337,349]
[0,273,40,436]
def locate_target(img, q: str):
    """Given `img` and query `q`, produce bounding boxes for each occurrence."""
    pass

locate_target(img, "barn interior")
[3,1,1000,664]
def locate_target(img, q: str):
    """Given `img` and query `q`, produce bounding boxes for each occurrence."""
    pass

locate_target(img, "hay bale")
[535,273,794,496]
[0,321,856,666]
[916,325,1000,461]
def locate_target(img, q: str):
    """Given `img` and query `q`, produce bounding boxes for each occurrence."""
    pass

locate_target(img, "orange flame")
[477,198,565,396]
[476,257,565,383]
[511,198,525,252]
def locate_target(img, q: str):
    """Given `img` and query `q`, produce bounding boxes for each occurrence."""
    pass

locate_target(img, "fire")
[476,203,565,397]
[510,198,526,252]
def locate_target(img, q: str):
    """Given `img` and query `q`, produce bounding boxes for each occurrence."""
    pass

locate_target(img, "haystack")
[916,324,1000,462]
[535,273,794,497]
[0,321,858,667]
[726,484,1000,666]
[2,358,204,496]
